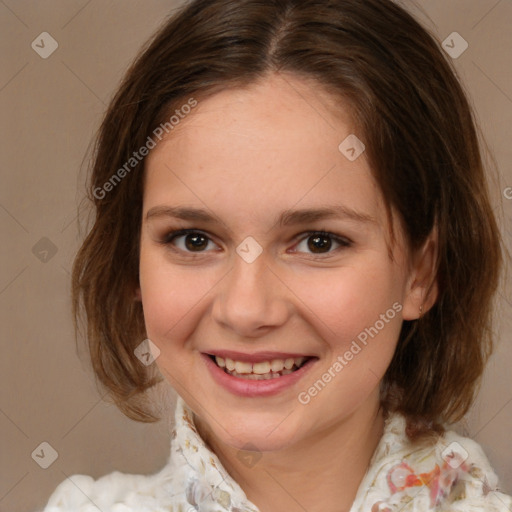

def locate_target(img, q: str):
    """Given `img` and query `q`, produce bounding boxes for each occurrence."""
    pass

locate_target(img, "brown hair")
[72,0,503,439]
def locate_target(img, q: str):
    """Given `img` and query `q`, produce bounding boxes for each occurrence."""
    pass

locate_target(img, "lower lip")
[201,353,317,397]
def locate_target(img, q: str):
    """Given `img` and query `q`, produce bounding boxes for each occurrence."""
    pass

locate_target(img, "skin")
[137,73,438,512]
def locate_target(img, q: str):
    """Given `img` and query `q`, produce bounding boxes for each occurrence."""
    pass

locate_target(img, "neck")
[194,394,385,512]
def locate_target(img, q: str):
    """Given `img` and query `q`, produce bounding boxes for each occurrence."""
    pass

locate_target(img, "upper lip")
[204,350,315,363]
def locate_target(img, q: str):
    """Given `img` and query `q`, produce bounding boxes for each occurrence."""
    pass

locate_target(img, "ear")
[134,286,142,301]
[401,227,439,321]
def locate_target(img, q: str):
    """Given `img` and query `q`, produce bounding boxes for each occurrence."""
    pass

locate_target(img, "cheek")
[138,247,216,345]
[139,248,186,339]
[296,267,403,414]
[300,258,404,344]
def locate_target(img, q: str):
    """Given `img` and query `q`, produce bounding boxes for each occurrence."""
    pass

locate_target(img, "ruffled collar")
[165,396,260,511]
[160,395,509,512]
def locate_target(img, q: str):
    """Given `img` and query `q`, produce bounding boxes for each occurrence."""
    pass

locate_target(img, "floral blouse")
[43,396,512,512]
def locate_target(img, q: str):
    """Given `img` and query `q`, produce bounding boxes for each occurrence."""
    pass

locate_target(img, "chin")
[210,410,306,453]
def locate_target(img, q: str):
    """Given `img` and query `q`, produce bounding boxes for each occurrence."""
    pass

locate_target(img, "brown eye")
[294,231,351,256]
[183,233,209,251]
[163,230,216,253]
[307,234,332,253]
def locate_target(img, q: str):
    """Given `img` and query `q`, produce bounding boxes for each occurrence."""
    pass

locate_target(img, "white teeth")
[284,358,295,370]
[213,355,310,378]
[235,361,253,374]
[228,370,283,380]
[253,361,271,374]
[270,359,284,372]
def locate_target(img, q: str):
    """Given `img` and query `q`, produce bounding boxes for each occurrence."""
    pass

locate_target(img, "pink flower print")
[386,456,470,508]
[387,462,423,494]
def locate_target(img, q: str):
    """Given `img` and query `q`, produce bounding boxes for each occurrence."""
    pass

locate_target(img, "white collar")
[156,395,510,512]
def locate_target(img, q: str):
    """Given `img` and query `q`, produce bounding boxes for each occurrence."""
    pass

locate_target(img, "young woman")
[43,0,512,510]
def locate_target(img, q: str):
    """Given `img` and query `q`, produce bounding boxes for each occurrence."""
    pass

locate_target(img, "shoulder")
[436,428,512,510]
[356,412,512,511]
[43,464,175,512]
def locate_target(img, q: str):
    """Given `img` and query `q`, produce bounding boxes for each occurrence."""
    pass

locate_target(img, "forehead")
[143,74,384,232]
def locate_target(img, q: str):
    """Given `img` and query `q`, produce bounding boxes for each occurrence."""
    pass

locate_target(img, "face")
[139,73,419,452]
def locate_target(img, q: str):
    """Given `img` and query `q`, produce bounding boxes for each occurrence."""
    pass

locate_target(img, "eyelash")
[159,228,352,257]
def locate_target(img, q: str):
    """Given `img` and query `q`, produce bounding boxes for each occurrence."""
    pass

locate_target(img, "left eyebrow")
[145,204,377,226]
[277,205,377,226]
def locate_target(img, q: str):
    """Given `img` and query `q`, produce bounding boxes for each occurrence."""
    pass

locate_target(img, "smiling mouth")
[208,354,312,380]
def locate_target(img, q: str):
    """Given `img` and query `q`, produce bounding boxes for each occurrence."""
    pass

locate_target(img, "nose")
[211,249,291,338]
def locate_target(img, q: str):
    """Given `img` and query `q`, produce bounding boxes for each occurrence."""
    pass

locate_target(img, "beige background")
[0,1,511,511]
